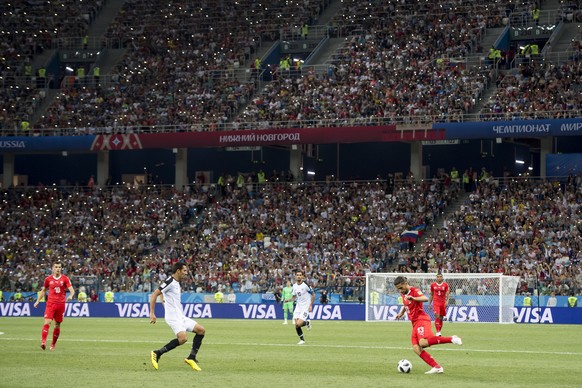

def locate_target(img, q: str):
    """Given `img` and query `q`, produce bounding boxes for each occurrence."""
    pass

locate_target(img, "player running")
[394,276,462,374]
[429,273,450,336]
[149,262,205,371]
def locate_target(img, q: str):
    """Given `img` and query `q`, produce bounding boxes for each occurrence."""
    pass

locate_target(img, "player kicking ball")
[394,276,462,374]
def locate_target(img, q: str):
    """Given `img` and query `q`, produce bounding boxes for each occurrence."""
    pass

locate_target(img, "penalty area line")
[0,337,580,356]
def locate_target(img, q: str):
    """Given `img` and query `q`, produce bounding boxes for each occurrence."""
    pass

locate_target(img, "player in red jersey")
[34,261,75,351]
[429,273,450,336]
[394,276,462,374]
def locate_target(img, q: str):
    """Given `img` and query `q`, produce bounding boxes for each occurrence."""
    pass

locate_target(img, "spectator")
[214,290,224,303]
[104,287,115,303]
[546,292,557,307]
[227,289,236,304]
[90,289,99,303]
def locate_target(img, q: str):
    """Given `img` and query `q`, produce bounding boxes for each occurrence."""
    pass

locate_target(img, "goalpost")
[365,273,521,323]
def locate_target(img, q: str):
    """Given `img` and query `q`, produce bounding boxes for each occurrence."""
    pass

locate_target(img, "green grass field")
[0,318,580,388]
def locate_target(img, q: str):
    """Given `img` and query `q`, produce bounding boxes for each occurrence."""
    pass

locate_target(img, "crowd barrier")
[1,302,580,324]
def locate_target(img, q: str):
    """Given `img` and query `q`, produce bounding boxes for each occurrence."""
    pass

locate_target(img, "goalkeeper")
[281,280,294,325]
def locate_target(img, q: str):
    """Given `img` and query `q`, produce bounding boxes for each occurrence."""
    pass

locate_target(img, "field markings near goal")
[1,337,580,356]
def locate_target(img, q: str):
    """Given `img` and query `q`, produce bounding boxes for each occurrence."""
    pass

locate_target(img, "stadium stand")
[5,0,582,133]
[0,1,580,302]
[0,175,579,299]
[0,0,104,132]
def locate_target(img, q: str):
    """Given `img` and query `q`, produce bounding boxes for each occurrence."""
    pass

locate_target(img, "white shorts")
[165,315,198,335]
[293,307,310,322]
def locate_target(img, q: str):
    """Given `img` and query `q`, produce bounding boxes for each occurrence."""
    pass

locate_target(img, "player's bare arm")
[396,306,406,319]
[34,288,47,308]
[309,292,315,312]
[66,285,75,302]
[149,289,162,324]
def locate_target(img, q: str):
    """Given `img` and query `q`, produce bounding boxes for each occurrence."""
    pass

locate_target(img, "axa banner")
[435,118,582,139]
[1,303,580,324]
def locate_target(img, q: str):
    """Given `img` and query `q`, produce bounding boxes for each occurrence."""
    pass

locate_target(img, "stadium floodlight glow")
[515,159,525,164]
[528,166,534,171]
[66,66,74,72]
[307,170,315,176]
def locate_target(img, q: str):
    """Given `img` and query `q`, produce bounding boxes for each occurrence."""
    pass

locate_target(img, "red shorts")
[433,303,447,317]
[44,303,66,322]
[411,319,435,346]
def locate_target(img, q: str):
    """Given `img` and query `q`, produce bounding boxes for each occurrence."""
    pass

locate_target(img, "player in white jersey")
[284,270,315,345]
[149,262,205,371]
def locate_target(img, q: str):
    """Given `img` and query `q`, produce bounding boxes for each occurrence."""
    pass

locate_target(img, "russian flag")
[400,230,420,243]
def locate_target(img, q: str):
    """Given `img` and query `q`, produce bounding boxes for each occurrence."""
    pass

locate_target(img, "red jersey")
[402,286,431,323]
[430,281,449,305]
[43,274,72,304]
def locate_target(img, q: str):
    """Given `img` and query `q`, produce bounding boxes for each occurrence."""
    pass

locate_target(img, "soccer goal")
[365,272,520,323]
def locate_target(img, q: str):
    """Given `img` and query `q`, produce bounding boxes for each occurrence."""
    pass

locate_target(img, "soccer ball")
[397,359,412,373]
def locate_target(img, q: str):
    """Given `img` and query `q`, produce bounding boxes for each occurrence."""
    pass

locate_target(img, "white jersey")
[159,276,183,320]
[292,281,313,310]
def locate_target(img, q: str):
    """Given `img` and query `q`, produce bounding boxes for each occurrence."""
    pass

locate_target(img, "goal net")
[365,273,520,323]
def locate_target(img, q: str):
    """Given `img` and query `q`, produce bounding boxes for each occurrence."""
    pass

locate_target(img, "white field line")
[0,337,580,356]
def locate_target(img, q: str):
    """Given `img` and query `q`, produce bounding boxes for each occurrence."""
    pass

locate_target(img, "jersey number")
[54,287,61,294]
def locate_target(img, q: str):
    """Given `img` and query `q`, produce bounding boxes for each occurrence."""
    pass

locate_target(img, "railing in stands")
[2,109,582,137]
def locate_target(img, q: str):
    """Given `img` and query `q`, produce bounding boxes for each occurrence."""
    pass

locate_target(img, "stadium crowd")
[415,175,582,297]
[479,60,582,120]
[0,173,455,299]
[34,0,330,131]
[0,1,581,302]
[239,0,582,127]
[5,0,582,134]
[0,0,104,131]
[226,0,499,127]
[0,173,580,301]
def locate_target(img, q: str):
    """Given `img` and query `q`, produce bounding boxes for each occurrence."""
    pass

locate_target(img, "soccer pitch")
[0,318,580,388]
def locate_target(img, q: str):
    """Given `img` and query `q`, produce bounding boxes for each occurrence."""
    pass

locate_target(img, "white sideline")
[0,337,580,356]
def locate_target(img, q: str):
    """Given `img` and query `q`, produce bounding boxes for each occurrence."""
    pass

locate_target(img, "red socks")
[428,336,453,346]
[419,350,440,368]
[435,318,443,332]
[41,324,50,343]
[52,327,61,346]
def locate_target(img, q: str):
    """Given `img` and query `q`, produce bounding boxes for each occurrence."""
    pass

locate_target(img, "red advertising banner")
[91,133,143,150]
[93,126,444,150]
